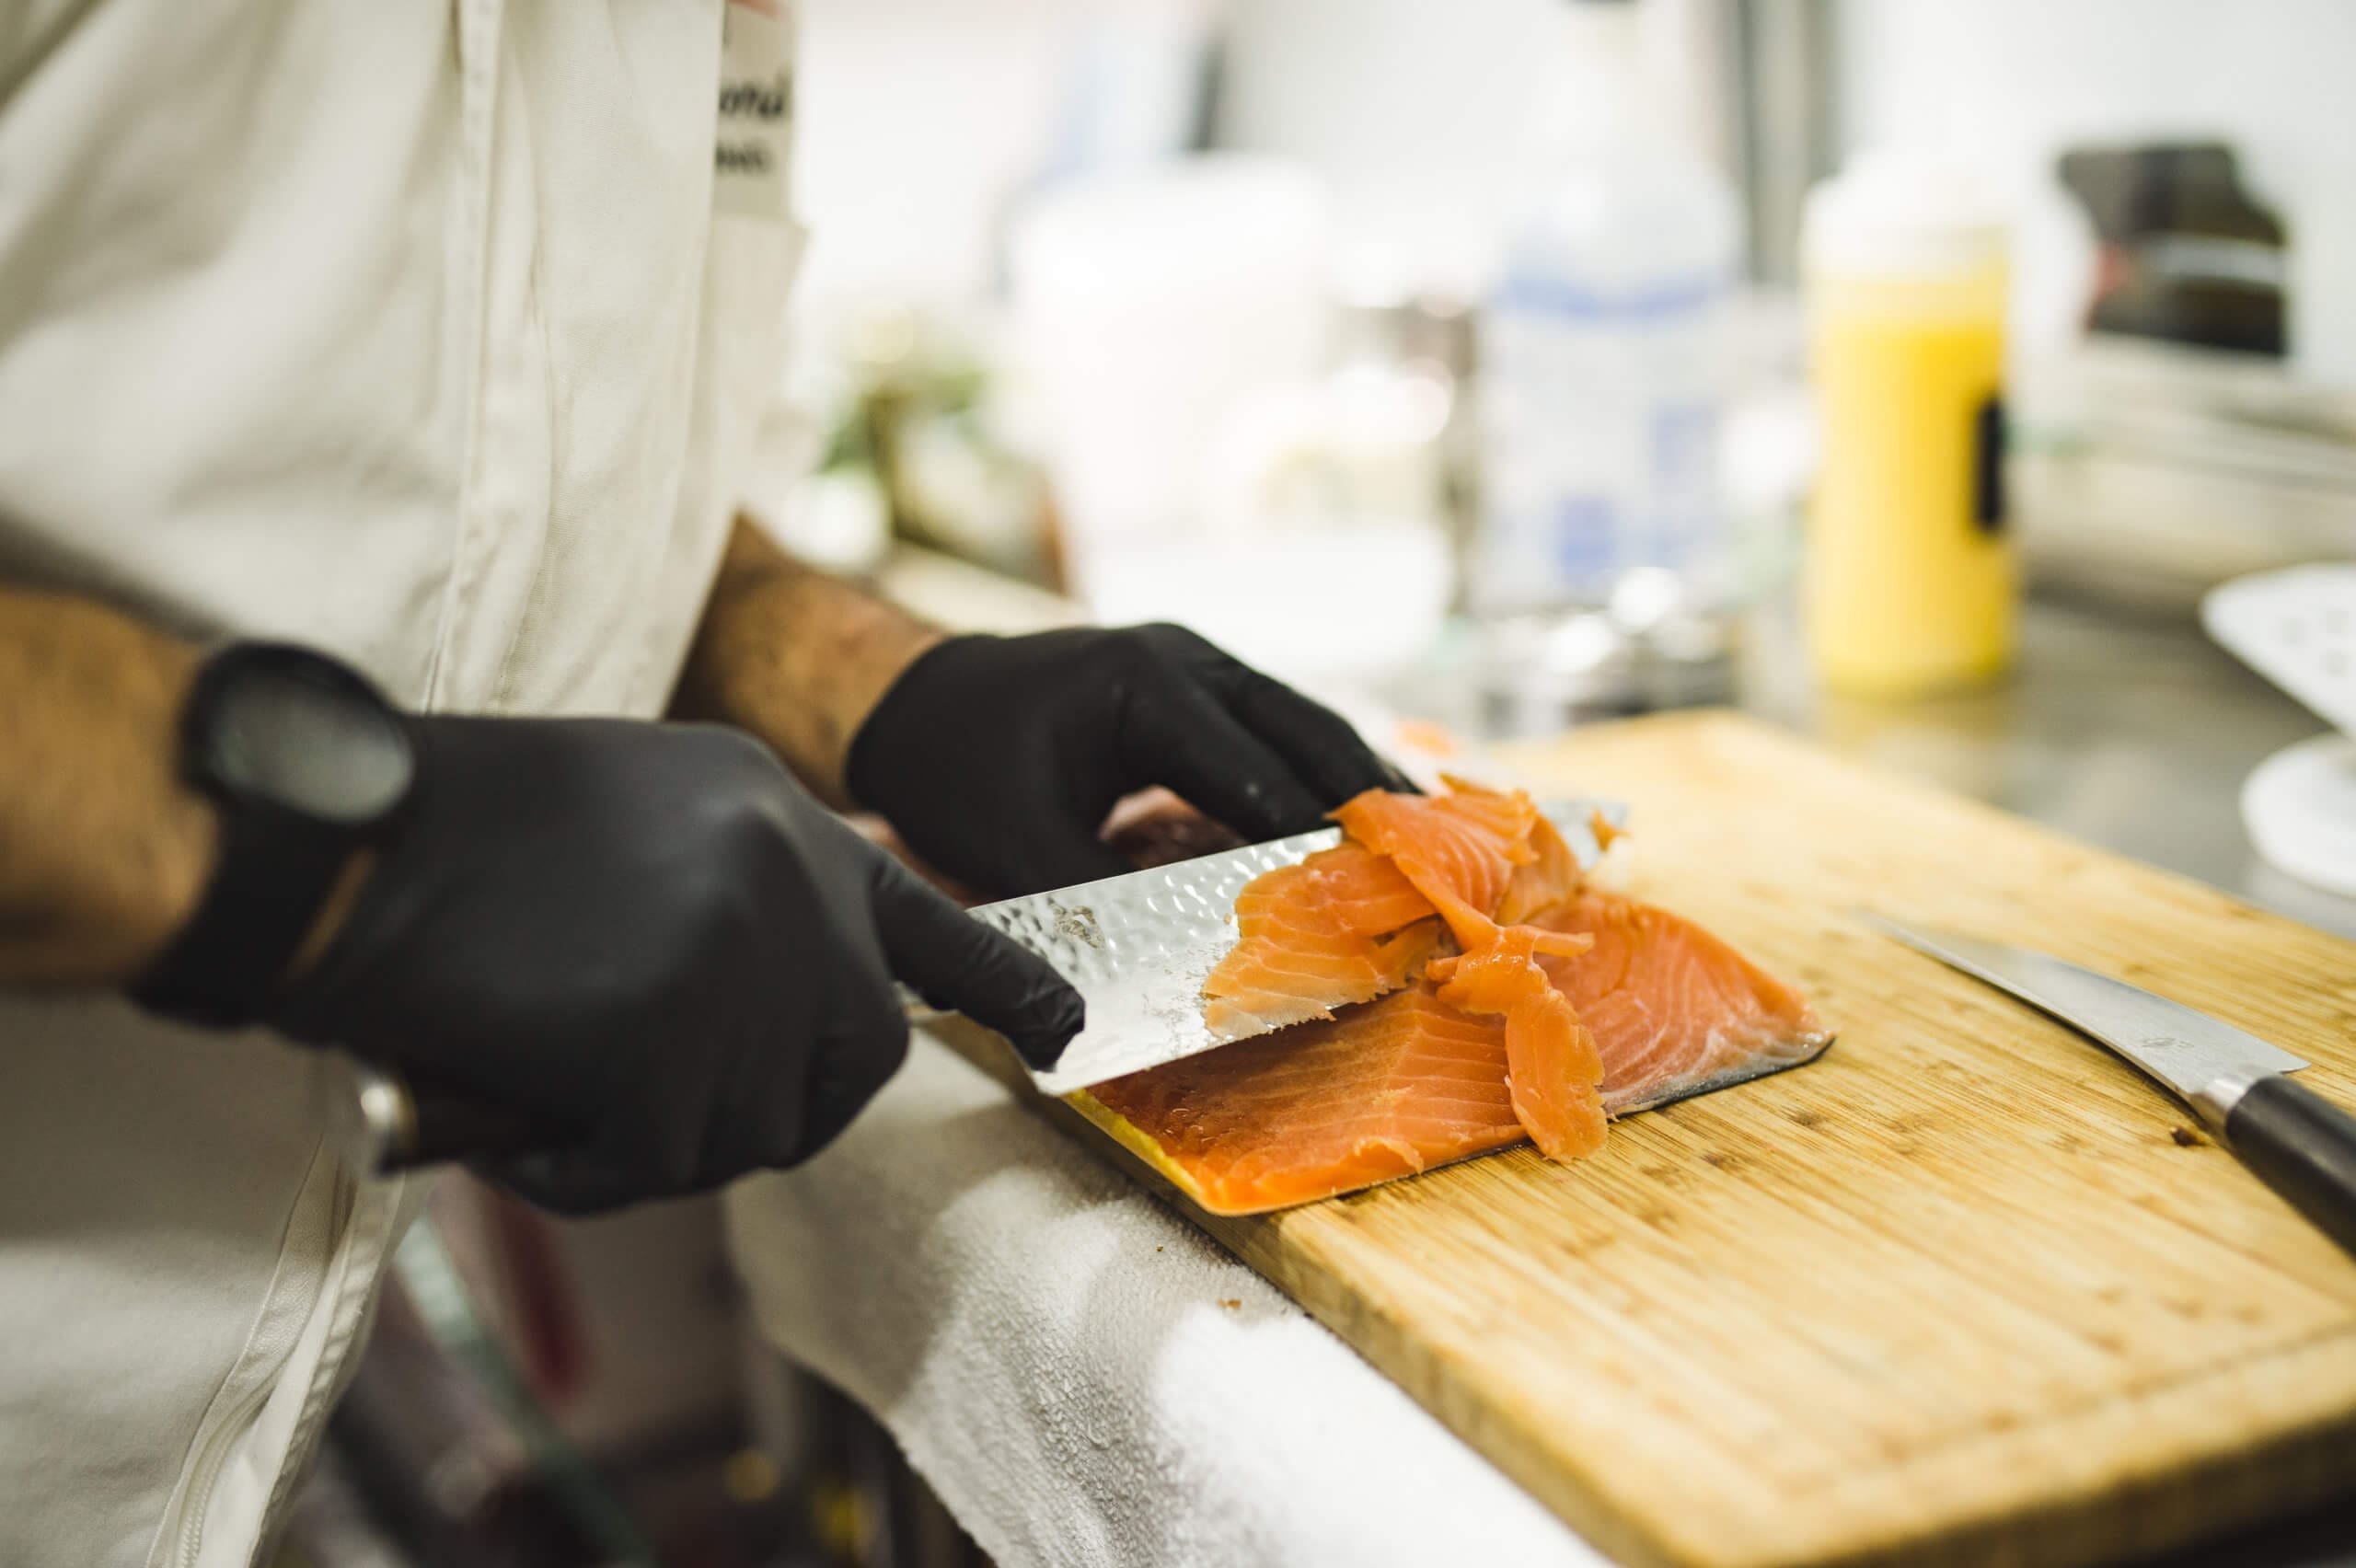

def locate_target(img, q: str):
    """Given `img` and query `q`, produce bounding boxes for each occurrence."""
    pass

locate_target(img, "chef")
[0,5,1400,1563]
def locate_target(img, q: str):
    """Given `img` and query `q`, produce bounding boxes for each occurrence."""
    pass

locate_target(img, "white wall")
[789,0,1727,313]
[786,1,2356,384]
[790,0,1065,317]
[790,0,1215,324]
[1211,0,1560,293]
[791,0,1553,311]
[1834,0,2356,383]
[1212,0,1732,293]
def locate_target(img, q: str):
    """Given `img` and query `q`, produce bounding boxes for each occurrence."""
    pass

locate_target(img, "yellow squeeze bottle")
[1801,155,2015,698]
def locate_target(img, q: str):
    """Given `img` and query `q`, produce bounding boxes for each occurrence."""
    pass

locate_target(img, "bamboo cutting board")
[973,711,2356,1568]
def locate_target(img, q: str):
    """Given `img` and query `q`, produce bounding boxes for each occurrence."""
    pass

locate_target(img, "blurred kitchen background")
[279,3,2356,1564]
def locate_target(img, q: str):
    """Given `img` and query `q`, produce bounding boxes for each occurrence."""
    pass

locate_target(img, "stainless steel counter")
[1390,592,2356,941]
[1735,595,2356,941]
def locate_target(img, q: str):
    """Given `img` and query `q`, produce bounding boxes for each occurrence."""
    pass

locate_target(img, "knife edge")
[1855,911,2310,1103]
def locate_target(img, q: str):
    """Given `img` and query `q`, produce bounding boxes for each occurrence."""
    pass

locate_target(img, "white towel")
[723,1032,1609,1568]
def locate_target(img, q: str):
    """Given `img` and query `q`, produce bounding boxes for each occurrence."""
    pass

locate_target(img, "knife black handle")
[2220,1075,2356,1261]
[342,991,955,1176]
[329,1062,549,1178]
[400,1087,548,1170]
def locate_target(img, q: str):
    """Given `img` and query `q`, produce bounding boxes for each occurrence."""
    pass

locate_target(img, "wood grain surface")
[947,711,2356,1567]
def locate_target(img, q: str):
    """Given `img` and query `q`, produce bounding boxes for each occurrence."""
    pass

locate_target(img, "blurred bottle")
[1472,0,1741,623]
[1802,152,2015,698]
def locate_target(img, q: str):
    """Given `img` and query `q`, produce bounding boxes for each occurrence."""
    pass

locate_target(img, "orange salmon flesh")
[1080,782,1829,1215]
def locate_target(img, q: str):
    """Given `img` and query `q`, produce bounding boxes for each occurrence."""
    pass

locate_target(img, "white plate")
[2202,563,2356,736]
[2204,564,2356,895]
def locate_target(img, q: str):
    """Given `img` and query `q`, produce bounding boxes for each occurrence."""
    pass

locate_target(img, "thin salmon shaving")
[1201,844,1441,1036]
[1426,923,1606,1160]
[1332,782,1540,946]
[1496,813,1588,927]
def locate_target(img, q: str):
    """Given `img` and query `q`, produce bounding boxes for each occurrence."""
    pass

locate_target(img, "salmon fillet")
[1103,888,1823,1214]
[1082,988,1528,1215]
[1090,785,1828,1216]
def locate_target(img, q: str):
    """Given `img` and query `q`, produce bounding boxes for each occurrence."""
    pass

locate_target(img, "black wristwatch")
[131,642,417,1028]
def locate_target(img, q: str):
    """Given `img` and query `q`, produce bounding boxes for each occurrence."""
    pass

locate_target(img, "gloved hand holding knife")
[262,714,1082,1214]
[846,623,1414,895]
[127,530,1403,1213]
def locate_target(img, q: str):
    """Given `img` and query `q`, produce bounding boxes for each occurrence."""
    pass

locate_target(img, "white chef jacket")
[0,2,804,1562]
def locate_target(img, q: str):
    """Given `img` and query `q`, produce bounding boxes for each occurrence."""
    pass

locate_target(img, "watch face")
[209,659,414,827]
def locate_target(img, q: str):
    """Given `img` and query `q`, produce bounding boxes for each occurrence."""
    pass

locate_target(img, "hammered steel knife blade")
[1863,914,2356,1261]
[332,799,1626,1176]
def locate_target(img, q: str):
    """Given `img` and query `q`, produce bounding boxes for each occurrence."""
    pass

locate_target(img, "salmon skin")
[1077,784,1831,1216]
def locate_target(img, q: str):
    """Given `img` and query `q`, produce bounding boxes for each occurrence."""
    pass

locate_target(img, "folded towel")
[724,1032,1605,1568]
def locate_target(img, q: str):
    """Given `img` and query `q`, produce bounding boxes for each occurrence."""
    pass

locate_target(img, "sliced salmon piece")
[1208,779,1610,1159]
[1336,782,1611,1154]
[1495,813,1588,927]
[1201,844,1442,1036]
[1530,891,1831,1113]
[1080,988,1528,1215]
[1206,781,1575,1037]
[1332,783,1540,946]
[1426,923,1606,1161]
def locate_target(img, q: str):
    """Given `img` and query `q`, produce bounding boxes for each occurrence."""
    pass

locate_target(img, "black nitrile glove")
[844,625,1413,898]
[271,717,1082,1213]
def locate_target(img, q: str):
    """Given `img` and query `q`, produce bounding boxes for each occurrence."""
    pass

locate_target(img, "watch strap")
[130,801,354,1029]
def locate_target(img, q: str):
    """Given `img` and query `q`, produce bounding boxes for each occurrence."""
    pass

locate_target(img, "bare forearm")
[0,584,216,988]
[673,515,942,804]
